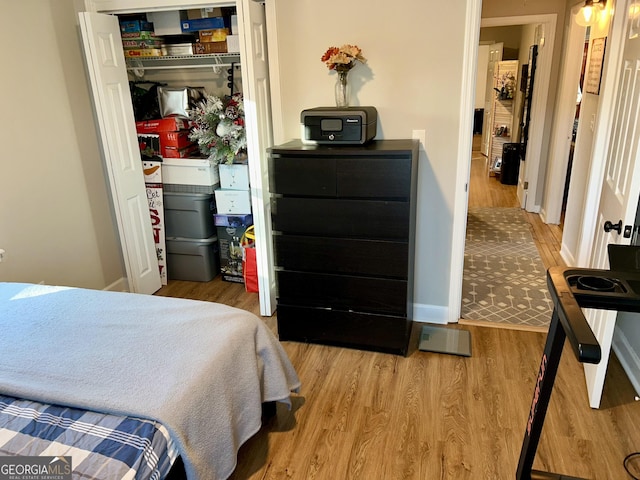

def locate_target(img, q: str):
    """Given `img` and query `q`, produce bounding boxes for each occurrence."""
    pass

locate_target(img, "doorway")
[460,17,559,328]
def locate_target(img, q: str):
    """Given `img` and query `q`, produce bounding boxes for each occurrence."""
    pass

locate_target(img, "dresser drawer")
[269,156,336,196]
[337,157,411,198]
[274,235,408,278]
[276,304,412,355]
[269,156,411,198]
[277,271,408,316]
[272,197,409,238]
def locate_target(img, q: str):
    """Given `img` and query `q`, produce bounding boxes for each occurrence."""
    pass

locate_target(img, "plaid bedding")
[0,394,178,480]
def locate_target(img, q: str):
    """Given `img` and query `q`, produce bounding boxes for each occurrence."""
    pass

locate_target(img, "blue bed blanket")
[0,283,301,480]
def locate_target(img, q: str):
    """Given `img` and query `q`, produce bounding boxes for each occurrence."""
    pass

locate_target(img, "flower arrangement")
[188,92,246,165]
[321,44,366,72]
[494,72,516,100]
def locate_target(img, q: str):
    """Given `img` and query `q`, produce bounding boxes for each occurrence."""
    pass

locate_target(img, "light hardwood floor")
[156,281,640,480]
[155,138,639,478]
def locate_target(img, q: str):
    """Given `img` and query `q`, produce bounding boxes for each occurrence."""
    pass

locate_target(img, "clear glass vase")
[335,70,350,107]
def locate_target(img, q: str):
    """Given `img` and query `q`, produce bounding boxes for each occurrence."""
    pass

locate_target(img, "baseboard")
[104,277,129,292]
[612,328,640,397]
[413,303,449,325]
[560,244,576,267]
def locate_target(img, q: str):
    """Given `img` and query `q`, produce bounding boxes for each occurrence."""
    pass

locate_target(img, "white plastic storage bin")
[164,192,216,238]
[162,158,220,194]
[214,188,251,214]
[166,235,219,282]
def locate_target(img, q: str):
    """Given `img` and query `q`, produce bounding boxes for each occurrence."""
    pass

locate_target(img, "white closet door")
[237,0,276,315]
[79,12,161,294]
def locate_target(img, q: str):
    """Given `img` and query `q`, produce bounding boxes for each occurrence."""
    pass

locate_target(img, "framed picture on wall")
[585,37,607,95]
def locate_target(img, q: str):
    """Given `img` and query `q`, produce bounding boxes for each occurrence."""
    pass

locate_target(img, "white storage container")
[214,188,252,214]
[162,158,220,193]
[219,164,249,190]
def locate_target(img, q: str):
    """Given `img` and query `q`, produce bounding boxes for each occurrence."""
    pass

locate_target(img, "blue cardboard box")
[180,17,226,32]
[120,20,154,33]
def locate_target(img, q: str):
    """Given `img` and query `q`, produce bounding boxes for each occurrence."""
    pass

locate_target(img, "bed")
[0,282,301,480]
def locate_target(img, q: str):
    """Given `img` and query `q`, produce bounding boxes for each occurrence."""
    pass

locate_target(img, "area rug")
[461,207,552,328]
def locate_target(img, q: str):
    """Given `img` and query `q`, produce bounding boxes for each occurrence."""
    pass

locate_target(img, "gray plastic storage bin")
[164,192,216,238]
[166,235,219,282]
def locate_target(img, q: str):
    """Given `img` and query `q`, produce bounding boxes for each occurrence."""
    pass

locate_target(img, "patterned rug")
[461,207,552,328]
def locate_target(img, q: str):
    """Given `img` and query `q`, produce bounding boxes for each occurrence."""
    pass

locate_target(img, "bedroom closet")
[79,0,276,316]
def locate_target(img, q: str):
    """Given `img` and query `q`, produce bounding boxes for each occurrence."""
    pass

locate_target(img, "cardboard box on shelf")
[187,8,223,19]
[162,144,199,159]
[124,48,163,58]
[226,35,240,53]
[121,31,157,40]
[193,41,227,54]
[120,20,154,33]
[146,11,187,36]
[122,39,163,49]
[136,117,191,134]
[159,130,194,149]
[230,15,238,34]
[219,164,249,190]
[198,28,229,43]
[161,43,194,56]
[181,17,226,32]
[215,213,253,283]
[214,188,251,214]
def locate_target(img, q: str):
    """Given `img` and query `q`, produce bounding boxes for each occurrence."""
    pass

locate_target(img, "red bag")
[241,226,259,293]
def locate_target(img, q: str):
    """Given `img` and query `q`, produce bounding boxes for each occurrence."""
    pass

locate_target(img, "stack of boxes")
[120,19,164,58]
[215,162,253,283]
[141,9,239,56]
[135,117,221,283]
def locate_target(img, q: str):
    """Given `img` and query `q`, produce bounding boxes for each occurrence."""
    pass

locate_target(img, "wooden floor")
[157,278,640,480]
[467,144,565,271]
[155,143,639,479]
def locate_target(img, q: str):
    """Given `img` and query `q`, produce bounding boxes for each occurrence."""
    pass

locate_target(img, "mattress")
[0,394,177,479]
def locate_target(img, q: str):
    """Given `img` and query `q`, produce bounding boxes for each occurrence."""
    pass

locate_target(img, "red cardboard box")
[136,118,191,134]
[159,130,194,149]
[162,144,199,158]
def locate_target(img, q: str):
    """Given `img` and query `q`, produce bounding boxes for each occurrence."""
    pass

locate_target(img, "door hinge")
[524,181,529,189]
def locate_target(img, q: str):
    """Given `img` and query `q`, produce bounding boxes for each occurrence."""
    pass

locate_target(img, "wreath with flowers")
[188,92,246,165]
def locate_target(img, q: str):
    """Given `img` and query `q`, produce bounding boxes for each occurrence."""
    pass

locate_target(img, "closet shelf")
[126,53,241,73]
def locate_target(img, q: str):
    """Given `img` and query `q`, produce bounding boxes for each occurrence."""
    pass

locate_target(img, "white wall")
[0,0,124,289]
[268,0,469,320]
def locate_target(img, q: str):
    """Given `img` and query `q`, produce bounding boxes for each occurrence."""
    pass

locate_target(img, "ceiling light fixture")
[575,0,607,27]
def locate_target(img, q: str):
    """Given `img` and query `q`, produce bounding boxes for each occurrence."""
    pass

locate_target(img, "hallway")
[468,139,565,271]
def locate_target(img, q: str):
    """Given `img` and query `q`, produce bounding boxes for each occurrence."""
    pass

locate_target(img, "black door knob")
[604,220,623,234]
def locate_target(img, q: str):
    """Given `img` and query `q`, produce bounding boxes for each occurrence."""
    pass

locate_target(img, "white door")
[79,12,161,294]
[481,43,503,157]
[237,0,276,315]
[583,0,640,408]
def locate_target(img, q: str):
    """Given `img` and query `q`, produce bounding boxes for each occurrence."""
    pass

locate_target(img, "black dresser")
[268,139,419,355]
